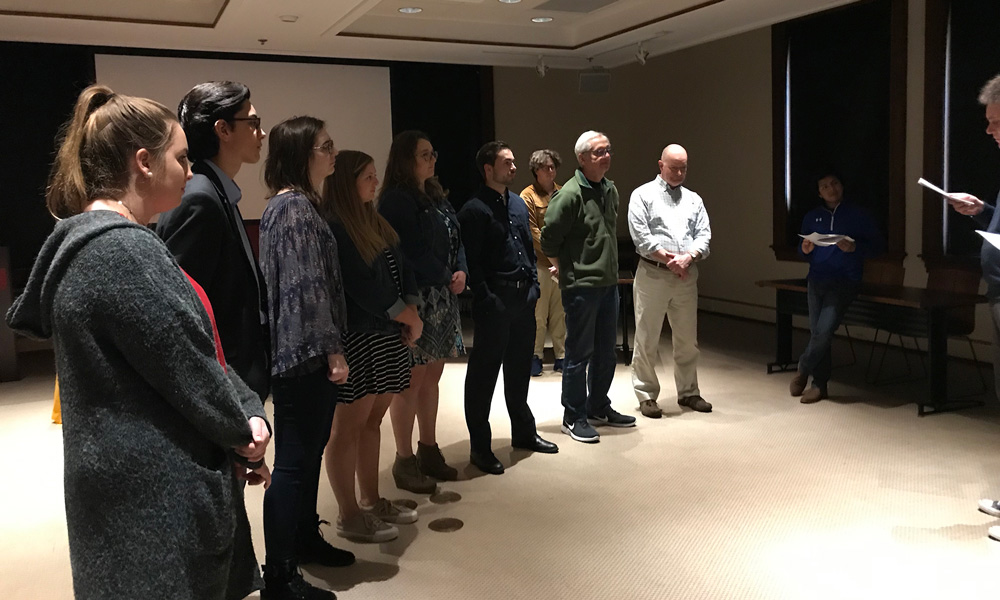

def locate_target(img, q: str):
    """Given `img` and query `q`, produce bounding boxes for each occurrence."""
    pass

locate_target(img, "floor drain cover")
[430,490,462,504]
[428,518,464,532]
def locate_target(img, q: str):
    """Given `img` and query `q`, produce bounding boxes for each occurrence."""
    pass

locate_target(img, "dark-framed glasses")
[417,150,439,162]
[591,146,612,158]
[230,116,262,131]
[314,140,337,155]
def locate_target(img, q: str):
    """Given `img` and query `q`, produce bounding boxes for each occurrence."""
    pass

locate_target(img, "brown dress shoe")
[789,371,808,396]
[800,387,828,404]
[678,395,712,413]
[639,400,662,419]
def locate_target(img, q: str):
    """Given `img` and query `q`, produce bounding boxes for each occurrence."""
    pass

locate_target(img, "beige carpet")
[2,313,1000,600]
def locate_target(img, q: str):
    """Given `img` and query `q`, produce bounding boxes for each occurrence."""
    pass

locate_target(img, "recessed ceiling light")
[531,16,553,23]
[499,0,522,4]
[398,7,423,14]
[278,14,299,23]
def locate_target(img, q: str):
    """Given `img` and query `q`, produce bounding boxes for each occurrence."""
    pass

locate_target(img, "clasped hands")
[234,415,272,488]
[661,251,693,279]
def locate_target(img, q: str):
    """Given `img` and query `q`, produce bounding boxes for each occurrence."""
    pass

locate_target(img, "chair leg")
[837,325,857,369]
[967,337,988,395]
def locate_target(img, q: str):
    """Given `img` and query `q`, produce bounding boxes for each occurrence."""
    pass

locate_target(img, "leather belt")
[639,255,672,271]
[491,278,531,289]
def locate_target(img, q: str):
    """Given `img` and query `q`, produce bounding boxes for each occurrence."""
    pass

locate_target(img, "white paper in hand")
[976,230,1000,250]
[918,177,974,205]
[799,232,855,247]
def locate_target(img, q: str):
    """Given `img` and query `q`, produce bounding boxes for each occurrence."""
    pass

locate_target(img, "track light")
[635,41,649,66]
[536,55,548,78]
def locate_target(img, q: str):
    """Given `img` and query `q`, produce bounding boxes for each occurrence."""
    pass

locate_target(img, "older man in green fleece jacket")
[540,130,636,444]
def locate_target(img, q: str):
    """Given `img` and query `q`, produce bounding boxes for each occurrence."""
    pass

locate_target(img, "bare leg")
[390,364,428,458]
[416,359,446,446]
[325,394,376,520]
[358,393,394,507]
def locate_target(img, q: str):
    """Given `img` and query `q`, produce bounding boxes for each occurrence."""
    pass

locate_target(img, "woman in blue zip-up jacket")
[791,173,884,404]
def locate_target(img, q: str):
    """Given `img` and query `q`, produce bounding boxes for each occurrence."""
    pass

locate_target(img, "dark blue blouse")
[259,190,347,377]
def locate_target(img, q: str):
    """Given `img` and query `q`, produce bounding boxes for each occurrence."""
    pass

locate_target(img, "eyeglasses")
[537,164,556,172]
[314,140,337,155]
[230,116,262,131]
[417,150,439,162]
[590,147,612,158]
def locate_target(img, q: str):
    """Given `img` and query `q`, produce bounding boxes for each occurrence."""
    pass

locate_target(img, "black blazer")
[156,160,271,401]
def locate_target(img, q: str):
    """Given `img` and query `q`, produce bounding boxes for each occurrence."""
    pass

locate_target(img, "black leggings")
[262,368,338,562]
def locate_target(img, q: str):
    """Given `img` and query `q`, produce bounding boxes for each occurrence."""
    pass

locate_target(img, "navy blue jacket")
[329,220,418,335]
[973,191,1000,299]
[799,201,884,282]
[378,187,469,288]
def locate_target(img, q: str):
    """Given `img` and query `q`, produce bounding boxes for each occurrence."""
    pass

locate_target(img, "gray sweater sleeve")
[86,229,258,449]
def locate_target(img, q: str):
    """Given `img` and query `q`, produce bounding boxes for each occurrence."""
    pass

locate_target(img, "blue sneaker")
[553,358,564,372]
[530,355,543,377]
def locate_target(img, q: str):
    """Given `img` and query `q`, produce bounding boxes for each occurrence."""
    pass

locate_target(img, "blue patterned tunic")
[259,190,347,377]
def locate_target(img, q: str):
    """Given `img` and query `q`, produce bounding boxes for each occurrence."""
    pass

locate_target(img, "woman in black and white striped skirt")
[320,150,424,543]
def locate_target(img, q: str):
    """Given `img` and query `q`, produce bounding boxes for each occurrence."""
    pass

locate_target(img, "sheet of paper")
[918,177,975,205]
[799,232,855,247]
[976,230,1000,250]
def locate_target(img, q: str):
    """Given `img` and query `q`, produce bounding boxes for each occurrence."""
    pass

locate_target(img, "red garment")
[182,269,226,371]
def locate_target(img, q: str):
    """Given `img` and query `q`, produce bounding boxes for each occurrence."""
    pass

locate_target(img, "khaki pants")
[631,260,700,403]
[534,264,566,359]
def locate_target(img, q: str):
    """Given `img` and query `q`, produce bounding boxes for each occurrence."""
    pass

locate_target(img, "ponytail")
[46,84,176,219]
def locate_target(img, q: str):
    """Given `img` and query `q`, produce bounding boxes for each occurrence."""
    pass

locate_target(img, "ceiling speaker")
[578,71,610,94]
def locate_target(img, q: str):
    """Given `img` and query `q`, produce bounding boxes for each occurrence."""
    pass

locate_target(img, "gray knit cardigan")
[6,211,268,600]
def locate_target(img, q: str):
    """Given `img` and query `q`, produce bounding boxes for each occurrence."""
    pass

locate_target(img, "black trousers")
[262,368,337,562]
[464,296,538,455]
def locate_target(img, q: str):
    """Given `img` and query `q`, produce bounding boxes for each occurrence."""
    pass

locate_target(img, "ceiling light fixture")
[499,0,522,3]
[398,7,423,14]
[635,41,649,66]
[536,55,548,78]
[531,16,553,23]
[278,14,299,23]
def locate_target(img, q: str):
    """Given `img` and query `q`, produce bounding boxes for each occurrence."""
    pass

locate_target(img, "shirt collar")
[204,159,242,205]
[657,176,682,201]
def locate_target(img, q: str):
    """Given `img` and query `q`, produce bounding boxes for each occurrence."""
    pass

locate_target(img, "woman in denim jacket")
[378,130,468,492]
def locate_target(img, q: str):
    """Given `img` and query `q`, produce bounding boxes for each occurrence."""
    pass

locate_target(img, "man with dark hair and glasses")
[458,141,558,475]
[541,131,637,444]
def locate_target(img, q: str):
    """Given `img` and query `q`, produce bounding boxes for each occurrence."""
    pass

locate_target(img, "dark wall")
[389,62,495,210]
[943,0,1000,256]
[0,42,95,281]
[0,45,494,284]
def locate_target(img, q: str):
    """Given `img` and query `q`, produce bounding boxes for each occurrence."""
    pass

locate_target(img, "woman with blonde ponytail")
[5,84,272,600]
[319,150,423,543]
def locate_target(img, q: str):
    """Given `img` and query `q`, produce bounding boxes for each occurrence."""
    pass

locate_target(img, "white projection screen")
[96,54,393,219]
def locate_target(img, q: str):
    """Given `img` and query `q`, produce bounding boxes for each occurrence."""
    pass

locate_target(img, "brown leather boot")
[789,371,808,396]
[392,454,437,493]
[417,441,458,481]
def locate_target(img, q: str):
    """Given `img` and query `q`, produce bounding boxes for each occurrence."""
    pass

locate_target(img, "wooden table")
[756,278,988,415]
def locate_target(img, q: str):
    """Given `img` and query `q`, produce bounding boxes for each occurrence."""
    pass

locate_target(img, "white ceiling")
[0,0,856,69]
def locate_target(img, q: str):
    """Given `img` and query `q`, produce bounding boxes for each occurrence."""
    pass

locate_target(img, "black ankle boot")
[262,559,336,600]
[296,516,356,567]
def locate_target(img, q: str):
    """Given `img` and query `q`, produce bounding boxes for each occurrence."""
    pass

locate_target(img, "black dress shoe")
[512,434,559,454]
[470,450,504,475]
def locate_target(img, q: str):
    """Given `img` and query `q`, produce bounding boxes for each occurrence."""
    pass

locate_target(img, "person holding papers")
[942,74,1000,541]
[791,173,884,403]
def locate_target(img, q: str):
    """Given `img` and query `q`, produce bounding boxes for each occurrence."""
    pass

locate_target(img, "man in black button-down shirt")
[458,141,559,475]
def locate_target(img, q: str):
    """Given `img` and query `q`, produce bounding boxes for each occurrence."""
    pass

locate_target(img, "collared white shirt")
[627,175,711,259]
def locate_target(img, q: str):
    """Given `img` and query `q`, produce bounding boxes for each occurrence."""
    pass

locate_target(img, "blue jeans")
[561,285,618,422]
[263,368,338,562]
[798,279,859,390]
